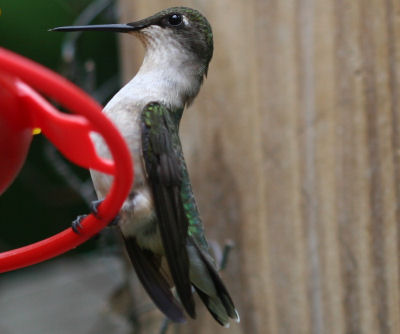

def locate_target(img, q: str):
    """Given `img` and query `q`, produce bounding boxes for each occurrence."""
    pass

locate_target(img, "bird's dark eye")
[168,14,183,26]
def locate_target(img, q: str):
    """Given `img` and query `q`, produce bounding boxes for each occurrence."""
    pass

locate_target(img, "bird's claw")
[71,200,120,234]
[72,214,87,234]
[109,215,120,226]
[71,199,101,234]
[91,199,120,226]
[90,199,104,218]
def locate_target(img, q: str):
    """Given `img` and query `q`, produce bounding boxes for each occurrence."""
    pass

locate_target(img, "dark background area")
[0,0,121,253]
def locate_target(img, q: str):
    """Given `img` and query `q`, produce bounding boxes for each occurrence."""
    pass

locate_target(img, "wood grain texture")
[118,0,400,333]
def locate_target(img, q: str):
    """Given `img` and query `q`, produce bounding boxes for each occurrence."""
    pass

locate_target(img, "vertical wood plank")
[117,0,400,333]
[313,1,345,333]
[255,0,311,333]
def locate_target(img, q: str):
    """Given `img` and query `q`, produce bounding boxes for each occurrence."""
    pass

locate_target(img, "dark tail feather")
[188,237,239,326]
[122,235,186,323]
[194,286,229,326]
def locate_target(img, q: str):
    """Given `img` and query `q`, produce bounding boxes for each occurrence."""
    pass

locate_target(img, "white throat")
[126,26,204,110]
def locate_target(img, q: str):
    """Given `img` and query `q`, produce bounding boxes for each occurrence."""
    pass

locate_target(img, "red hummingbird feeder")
[0,48,133,273]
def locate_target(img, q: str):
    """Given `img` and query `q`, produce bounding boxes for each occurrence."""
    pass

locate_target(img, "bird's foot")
[108,215,120,226]
[219,240,234,271]
[72,215,87,234]
[71,199,120,234]
[91,199,120,225]
[90,199,104,217]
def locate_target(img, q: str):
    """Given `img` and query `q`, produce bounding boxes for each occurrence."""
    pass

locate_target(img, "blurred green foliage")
[0,0,121,252]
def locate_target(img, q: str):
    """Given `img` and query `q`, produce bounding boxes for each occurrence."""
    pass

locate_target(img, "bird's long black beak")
[49,21,148,33]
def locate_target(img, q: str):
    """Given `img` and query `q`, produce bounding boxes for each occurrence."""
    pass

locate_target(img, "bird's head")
[51,7,213,78]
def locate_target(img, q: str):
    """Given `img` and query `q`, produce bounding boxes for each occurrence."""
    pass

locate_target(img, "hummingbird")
[51,7,239,326]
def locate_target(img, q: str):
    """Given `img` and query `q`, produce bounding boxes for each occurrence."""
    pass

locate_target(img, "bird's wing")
[141,102,195,318]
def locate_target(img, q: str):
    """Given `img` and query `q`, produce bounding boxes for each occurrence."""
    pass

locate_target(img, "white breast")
[88,25,203,243]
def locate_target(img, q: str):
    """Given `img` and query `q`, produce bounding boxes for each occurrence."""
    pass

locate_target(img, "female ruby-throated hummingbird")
[51,7,239,326]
